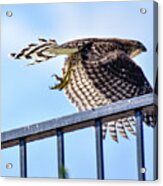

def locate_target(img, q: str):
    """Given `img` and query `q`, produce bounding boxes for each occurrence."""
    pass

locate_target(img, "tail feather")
[144,112,150,126]
[116,119,128,139]
[10,38,58,65]
[102,112,157,142]
[128,116,136,126]
[107,122,118,142]
[122,118,136,136]
[102,123,108,139]
[144,111,157,127]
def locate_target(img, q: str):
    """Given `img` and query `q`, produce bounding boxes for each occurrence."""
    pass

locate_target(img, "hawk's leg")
[50,61,72,90]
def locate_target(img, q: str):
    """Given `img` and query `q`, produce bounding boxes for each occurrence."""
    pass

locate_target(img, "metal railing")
[1,93,158,180]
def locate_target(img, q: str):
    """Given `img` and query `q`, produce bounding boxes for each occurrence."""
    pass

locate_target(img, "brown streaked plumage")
[10,37,155,142]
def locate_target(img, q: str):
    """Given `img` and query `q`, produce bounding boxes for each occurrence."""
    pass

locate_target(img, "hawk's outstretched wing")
[63,49,153,141]
[63,50,153,110]
[82,50,153,102]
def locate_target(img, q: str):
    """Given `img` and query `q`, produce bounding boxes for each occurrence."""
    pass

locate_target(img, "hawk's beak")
[140,44,147,52]
[130,49,142,58]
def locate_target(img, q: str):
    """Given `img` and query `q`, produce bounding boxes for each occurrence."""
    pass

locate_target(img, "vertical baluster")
[57,129,65,178]
[135,110,146,181]
[95,119,104,180]
[19,138,27,178]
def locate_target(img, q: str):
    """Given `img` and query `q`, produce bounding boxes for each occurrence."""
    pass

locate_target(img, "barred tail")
[102,123,108,139]
[123,118,136,136]
[107,121,118,142]
[102,112,157,142]
[144,111,157,127]
[102,118,135,142]
[10,38,58,65]
[116,119,128,139]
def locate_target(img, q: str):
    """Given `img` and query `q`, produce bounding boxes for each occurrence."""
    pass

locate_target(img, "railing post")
[57,129,65,178]
[19,138,27,178]
[95,118,104,180]
[135,110,146,181]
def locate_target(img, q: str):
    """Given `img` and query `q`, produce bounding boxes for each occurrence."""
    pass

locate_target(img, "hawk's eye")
[81,51,89,60]
[81,42,93,60]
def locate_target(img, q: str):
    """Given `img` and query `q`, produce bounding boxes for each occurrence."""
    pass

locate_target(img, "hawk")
[11,37,155,142]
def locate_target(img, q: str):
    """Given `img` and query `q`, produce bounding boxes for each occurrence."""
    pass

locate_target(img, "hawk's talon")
[51,66,72,90]
[49,83,62,90]
[49,85,56,90]
[49,79,69,90]
[51,73,63,82]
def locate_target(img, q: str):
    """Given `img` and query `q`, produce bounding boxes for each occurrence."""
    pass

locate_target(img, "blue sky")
[1,1,157,180]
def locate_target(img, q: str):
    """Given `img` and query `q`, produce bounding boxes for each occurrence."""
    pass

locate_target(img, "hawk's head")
[117,39,147,58]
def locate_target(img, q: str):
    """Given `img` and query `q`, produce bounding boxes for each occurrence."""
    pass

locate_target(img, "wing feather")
[63,49,154,141]
[81,50,153,102]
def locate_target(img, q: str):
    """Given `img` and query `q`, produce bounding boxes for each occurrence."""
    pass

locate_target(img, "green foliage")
[59,165,69,179]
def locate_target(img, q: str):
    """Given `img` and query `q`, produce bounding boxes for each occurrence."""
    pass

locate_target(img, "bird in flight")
[10,37,155,142]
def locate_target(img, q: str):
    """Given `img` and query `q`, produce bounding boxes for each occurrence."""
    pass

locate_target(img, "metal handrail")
[1,93,158,180]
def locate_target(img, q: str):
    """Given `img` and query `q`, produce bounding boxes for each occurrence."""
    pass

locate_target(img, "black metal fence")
[1,93,158,180]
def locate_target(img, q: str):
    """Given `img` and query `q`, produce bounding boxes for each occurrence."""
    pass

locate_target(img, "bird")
[10,37,156,142]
